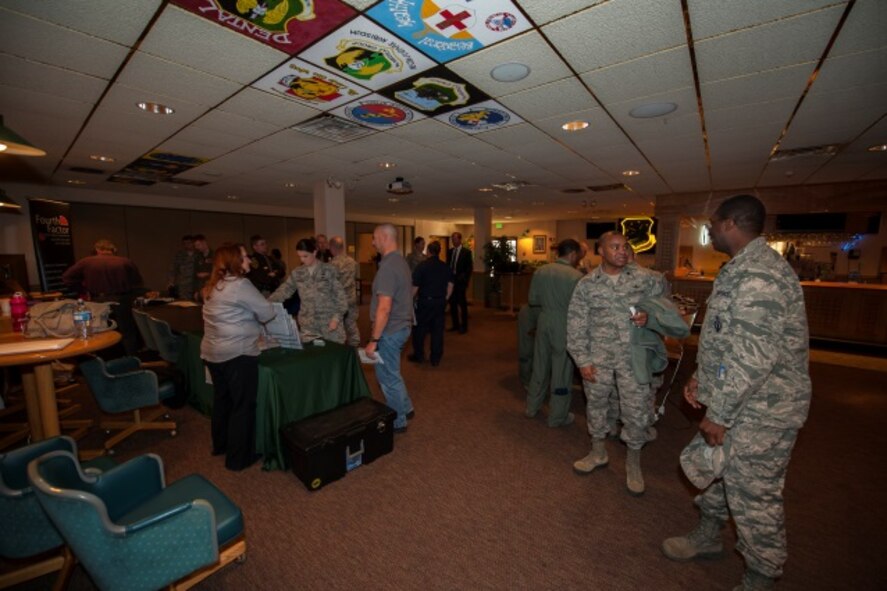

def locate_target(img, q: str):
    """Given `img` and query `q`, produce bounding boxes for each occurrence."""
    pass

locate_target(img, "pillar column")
[313,179,345,239]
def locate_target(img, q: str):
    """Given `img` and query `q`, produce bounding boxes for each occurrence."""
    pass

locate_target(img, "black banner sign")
[29,199,76,294]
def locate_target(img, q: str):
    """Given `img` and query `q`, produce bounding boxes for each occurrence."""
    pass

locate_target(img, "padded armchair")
[132,309,168,368]
[147,316,184,364]
[28,450,246,591]
[0,436,114,590]
[79,356,177,452]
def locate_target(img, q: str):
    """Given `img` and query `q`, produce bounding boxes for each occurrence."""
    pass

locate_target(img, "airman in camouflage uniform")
[269,241,348,344]
[526,239,583,427]
[567,232,665,495]
[329,236,361,347]
[168,235,200,300]
[662,195,811,591]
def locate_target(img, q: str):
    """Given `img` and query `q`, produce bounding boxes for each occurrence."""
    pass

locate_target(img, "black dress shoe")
[430,360,440,367]
[406,410,415,420]
[447,327,459,332]
[407,354,424,363]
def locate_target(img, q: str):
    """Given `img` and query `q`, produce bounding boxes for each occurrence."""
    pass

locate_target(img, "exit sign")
[495,223,503,229]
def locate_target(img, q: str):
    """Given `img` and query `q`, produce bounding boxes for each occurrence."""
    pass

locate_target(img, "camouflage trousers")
[527,331,574,426]
[583,361,651,449]
[344,305,360,347]
[606,374,662,430]
[695,424,799,578]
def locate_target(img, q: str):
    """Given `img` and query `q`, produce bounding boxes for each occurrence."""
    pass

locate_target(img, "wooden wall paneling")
[124,207,190,291]
[188,211,245,249]
[70,203,127,258]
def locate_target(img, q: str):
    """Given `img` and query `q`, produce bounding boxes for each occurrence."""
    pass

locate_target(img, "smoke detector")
[387,177,413,195]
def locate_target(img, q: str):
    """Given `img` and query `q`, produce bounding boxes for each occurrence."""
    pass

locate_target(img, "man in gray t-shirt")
[365,224,414,431]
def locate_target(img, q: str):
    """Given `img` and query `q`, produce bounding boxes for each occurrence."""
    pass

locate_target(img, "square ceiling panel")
[171,0,356,55]
[694,5,845,83]
[700,62,814,111]
[367,0,532,63]
[515,0,605,27]
[828,0,886,58]
[217,87,321,127]
[581,46,694,106]
[253,57,371,110]
[192,109,281,142]
[809,47,887,95]
[2,0,162,45]
[498,77,595,121]
[447,31,572,97]
[300,16,436,90]
[117,51,242,108]
[383,117,467,145]
[542,0,686,75]
[0,53,107,105]
[378,65,490,116]
[435,100,524,134]
[329,93,426,129]
[687,0,842,41]
[139,5,287,84]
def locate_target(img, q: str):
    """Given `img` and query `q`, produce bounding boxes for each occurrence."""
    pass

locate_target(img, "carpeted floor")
[6,306,887,590]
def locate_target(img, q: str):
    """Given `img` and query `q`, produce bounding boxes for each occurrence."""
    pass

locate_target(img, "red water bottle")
[10,291,28,333]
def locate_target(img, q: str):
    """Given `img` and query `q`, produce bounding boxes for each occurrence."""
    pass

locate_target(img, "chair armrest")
[125,501,194,534]
[105,356,142,374]
[92,455,165,521]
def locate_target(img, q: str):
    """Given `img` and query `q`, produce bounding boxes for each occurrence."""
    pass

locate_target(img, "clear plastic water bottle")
[73,299,92,339]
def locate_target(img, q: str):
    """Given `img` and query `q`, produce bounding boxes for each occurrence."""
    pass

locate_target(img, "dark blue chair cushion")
[116,474,243,546]
[158,380,176,401]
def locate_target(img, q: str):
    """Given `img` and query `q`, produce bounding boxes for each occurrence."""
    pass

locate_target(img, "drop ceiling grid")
[827,0,887,57]
[158,127,254,160]
[0,53,108,104]
[216,88,322,128]
[497,78,598,121]
[115,52,242,107]
[687,0,847,41]
[190,110,281,142]
[580,47,695,106]
[699,62,816,111]
[0,8,130,79]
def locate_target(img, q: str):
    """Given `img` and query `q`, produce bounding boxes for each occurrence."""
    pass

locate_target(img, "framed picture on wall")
[533,235,546,254]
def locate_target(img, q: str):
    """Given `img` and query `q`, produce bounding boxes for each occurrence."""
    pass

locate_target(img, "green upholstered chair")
[28,450,247,591]
[0,436,114,590]
[146,316,184,364]
[132,308,159,353]
[79,356,177,453]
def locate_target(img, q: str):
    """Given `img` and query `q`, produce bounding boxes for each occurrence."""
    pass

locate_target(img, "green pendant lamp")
[0,115,46,157]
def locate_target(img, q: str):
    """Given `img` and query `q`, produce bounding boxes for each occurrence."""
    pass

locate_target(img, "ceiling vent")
[491,180,531,191]
[587,183,628,192]
[771,144,841,161]
[560,188,586,194]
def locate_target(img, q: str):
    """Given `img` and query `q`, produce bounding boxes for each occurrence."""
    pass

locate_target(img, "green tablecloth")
[179,333,370,470]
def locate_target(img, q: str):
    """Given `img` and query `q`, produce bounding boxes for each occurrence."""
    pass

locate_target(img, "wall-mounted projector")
[387,177,413,195]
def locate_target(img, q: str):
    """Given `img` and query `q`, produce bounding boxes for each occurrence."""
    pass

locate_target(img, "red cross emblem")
[435,9,472,31]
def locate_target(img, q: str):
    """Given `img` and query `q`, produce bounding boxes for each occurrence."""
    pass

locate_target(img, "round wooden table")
[0,331,121,441]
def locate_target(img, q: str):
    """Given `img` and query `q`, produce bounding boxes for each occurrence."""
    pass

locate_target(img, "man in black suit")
[446,232,472,334]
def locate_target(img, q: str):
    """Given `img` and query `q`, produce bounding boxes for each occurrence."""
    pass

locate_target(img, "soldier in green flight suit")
[525,239,584,427]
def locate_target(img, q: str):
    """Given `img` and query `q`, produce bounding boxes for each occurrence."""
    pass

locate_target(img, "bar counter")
[672,277,887,346]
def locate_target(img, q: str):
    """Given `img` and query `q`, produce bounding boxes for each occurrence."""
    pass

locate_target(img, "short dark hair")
[427,241,441,256]
[191,233,205,241]
[182,234,194,242]
[271,248,282,259]
[296,237,317,253]
[715,194,766,235]
[557,239,581,257]
[414,236,425,246]
[250,235,264,246]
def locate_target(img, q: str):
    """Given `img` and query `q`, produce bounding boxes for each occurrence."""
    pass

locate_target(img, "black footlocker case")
[280,397,396,491]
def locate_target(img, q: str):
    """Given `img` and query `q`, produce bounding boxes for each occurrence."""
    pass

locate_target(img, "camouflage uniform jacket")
[695,237,811,430]
[330,254,358,308]
[567,263,665,369]
[169,249,200,300]
[268,262,347,340]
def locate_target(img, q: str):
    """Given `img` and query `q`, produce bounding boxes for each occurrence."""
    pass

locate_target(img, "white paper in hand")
[358,347,384,365]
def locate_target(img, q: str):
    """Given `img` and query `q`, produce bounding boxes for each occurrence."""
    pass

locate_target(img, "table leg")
[21,370,44,441]
[34,363,61,439]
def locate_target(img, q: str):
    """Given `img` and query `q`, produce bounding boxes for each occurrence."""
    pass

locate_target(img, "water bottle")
[10,292,28,333]
[73,299,92,339]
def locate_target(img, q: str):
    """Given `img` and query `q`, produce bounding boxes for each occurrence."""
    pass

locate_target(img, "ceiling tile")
[383,118,468,146]
[139,5,287,83]
[581,47,693,105]
[2,0,162,45]
[192,109,280,142]
[700,62,814,111]
[780,82,887,149]
[542,0,686,74]
[829,0,887,57]
[688,0,845,40]
[0,53,107,104]
[217,87,321,127]
[0,8,129,78]
[809,47,887,95]
[705,97,796,133]
[694,5,845,82]
[516,0,605,26]
[498,77,595,120]
[116,51,241,107]
[447,31,572,97]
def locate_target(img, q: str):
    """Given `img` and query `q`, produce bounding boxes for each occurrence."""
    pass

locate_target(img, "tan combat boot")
[732,569,775,591]
[573,439,608,474]
[626,448,644,495]
[661,515,724,561]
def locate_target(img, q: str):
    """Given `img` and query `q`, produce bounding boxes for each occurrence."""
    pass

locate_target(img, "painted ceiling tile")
[367,0,532,63]
[435,99,523,134]
[378,65,489,115]
[300,16,436,90]
[330,93,426,129]
[253,57,370,110]
[172,0,357,55]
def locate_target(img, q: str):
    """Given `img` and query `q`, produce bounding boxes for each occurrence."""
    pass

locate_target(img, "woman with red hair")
[201,243,275,471]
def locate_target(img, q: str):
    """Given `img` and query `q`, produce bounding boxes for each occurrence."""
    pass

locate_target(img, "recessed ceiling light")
[65,179,86,185]
[867,144,887,152]
[89,154,115,163]
[490,62,531,82]
[388,197,399,203]
[226,194,238,200]
[379,161,396,169]
[629,102,677,119]
[284,182,296,188]
[562,120,589,132]
[137,101,174,115]
[478,187,493,192]
[504,215,513,220]
[622,170,640,176]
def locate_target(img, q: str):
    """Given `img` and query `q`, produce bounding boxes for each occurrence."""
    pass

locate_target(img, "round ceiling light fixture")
[562,120,589,132]
[378,161,396,169]
[490,62,531,82]
[629,102,677,119]
[137,101,175,115]
[622,170,640,176]
[867,143,887,152]
[89,154,115,163]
